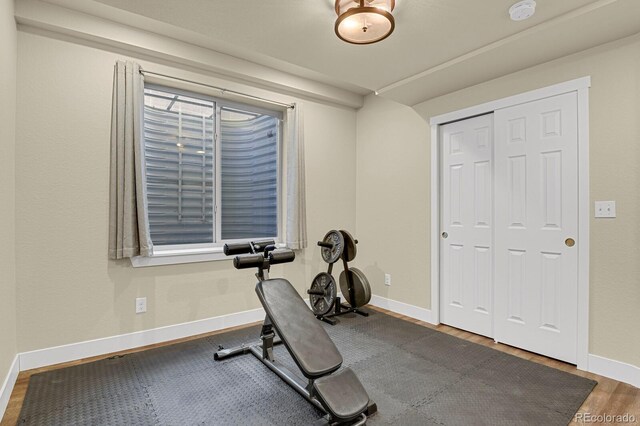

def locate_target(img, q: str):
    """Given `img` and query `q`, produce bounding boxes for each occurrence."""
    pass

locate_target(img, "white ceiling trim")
[429,76,591,125]
[377,0,617,97]
[41,0,371,97]
[15,0,366,109]
[375,0,640,106]
[16,0,640,108]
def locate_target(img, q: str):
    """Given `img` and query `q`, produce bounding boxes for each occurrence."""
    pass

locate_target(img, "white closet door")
[440,114,493,337]
[494,92,579,364]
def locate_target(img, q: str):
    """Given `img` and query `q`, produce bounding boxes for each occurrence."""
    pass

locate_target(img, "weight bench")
[214,240,376,425]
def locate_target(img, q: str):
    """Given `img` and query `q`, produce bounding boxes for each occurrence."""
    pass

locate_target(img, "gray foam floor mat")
[18,310,596,425]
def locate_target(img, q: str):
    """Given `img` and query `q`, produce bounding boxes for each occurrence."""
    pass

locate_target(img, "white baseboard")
[5,295,637,421]
[20,307,265,371]
[369,295,640,389]
[588,354,640,389]
[369,294,436,325]
[16,295,431,372]
[0,354,20,421]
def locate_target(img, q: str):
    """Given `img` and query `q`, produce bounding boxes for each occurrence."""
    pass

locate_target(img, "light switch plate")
[595,201,616,218]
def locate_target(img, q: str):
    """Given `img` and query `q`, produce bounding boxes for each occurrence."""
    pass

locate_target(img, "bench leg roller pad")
[312,367,370,423]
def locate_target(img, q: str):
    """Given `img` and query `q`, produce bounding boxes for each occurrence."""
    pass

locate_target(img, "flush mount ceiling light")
[509,0,536,21]
[335,0,395,45]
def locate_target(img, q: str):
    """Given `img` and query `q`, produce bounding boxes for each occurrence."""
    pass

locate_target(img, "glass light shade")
[335,0,395,45]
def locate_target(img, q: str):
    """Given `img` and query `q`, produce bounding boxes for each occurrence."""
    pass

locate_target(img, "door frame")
[429,76,591,370]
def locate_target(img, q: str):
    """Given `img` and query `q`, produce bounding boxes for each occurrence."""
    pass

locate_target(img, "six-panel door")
[439,92,580,364]
[493,92,579,364]
[440,114,494,338]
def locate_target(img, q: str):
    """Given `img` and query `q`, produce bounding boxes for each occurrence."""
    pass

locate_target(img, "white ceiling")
[41,0,640,105]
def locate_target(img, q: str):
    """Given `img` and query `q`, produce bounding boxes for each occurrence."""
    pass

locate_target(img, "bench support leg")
[260,315,277,361]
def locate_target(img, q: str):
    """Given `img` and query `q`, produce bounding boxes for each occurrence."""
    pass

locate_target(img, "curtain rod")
[139,68,295,110]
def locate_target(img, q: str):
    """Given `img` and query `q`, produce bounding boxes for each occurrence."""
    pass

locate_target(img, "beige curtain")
[108,61,153,259]
[285,103,308,250]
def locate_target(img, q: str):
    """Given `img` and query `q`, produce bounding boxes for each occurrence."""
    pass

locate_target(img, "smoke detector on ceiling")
[509,0,536,21]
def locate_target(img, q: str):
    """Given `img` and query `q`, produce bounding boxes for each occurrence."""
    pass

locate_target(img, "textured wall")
[0,0,18,389]
[356,34,640,367]
[355,96,430,307]
[15,31,357,353]
[13,8,640,374]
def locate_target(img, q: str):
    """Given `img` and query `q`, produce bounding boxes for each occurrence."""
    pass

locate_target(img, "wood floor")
[2,306,638,425]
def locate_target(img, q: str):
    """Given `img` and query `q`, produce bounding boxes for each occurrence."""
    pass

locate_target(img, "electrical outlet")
[136,297,147,314]
[595,201,616,218]
[384,274,391,286]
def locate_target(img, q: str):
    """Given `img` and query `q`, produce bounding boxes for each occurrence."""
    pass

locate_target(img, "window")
[142,85,282,254]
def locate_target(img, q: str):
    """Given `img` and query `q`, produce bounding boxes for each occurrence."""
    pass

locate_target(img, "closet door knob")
[442,232,448,239]
[565,238,575,247]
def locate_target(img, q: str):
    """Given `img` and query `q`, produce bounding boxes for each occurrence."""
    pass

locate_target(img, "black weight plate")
[339,230,357,262]
[309,272,337,316]
[352,267,371,306]
[357,268,371,305]
[339,267,371,308]
[321,230,344,264]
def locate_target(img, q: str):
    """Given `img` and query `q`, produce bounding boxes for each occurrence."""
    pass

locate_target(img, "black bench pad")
[256,279,342,378]
[313,367,370,422]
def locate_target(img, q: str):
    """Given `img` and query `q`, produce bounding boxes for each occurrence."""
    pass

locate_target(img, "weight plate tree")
[309,272,338,316]
[320,230,344,264]
[340,230,358,262]
[339,267,372,308]
[310,229,371,325]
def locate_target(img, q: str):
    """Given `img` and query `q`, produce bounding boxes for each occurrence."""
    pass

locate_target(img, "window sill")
[130,243,286,268]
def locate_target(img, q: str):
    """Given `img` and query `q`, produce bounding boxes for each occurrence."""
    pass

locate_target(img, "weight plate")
[352,268,371,306]
[309,272,337,316]
[339,230,357,262]
[321,230,344,264]
[339,267,371,308]
[360,270,371,305]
